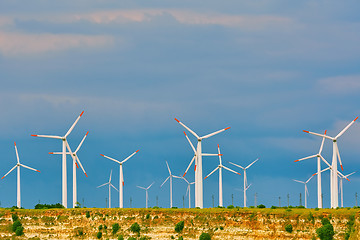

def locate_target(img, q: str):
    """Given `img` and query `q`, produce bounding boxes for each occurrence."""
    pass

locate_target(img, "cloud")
[317,75,360,95]
[0,32,114,56]
[13,9,292,30]
[0,16,13,28]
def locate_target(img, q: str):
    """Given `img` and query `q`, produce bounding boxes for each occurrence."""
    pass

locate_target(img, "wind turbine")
[97,170,118,208]
[100,149,139,208]
[229,158,258,207]
[50,131,89,208]
[339,172,355,208]
[2,142,40,208]
[181,176,195,208]
[303,117,358,208]
[204,145,241,207]
[295,130,327,208]
[175,118,230,208]
[293,175,314,208]
[160,161,181,208]
[137,182,154,208]
[31,111,85,208]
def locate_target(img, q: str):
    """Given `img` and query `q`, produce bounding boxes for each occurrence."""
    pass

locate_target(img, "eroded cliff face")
[0,208,358,239]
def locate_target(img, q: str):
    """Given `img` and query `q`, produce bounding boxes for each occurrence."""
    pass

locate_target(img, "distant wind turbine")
[97,170,118,208]
[160,161,181,208]
[2,142,40,208]
[137,182,154,208]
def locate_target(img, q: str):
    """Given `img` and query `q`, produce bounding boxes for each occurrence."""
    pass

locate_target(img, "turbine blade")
[204,167,219,179]
[202,153,219,156]
[303,130,334,140]
[175,118,199,139]
[319,130,327,154]
[2,165,17,179]
[136,186,146,190]
[320,155,331,168]
[294,155,318,162]
[31,134,62,139]
[335,117,358,139]
[245,183,252,191]
[76,155,88,177]
[345,172,356,178]
[306,175,314,183]
[335,144,344,171]
[147,182,155,189]
[100,154,121,164]
[293,179,305,184]
[121,150,139,164]
[14,142,20,164]
[20,164,40,172]
[217,144,222,165]
[65,140,79,168]
[183,156,195,177]
[228,161,245,170]
[245,158,259,169]
[111,183,119,192]
[160,176,170,188]
[201,127,230,139]
[181,176,189,184]
[165,161,171,175]
[97,182,108,188]
[65,111,84,137]
[75,131,89,153]
[184,131,196,153]
[223,166,241,175]
[173,175,182,179]
[109,169,112,182]
[50,152,71,155]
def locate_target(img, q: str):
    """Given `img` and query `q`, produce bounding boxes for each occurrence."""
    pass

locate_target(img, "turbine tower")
[229,158,259,207]
[101,150,139,208]
[2,142,40,208]
[303,117,358,208]
[160,161,181,208]
[295,130,327,208]
[293,175,314,208]
[50,131,89,208]
[31,111,85,208]
[204,145,241,207]
[175,118,230,208]
[97,170,118,208]
[137,182,154,208]
[339,172,355,208]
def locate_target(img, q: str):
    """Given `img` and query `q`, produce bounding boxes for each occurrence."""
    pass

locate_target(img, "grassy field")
[0,207,358,239]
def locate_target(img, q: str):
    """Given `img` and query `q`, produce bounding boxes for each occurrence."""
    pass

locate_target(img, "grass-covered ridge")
[0,207,358,239]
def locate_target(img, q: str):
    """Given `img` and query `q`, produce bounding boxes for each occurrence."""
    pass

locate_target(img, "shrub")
[12,220,22,232]
[285,224,293,233]
[15,226,24,236]
[118,235,124,240]
[316,218,334,240]
[175,221,184,233]
[146,214,150,219]
[86,211,90,218]
[130,222,141,235]
[98,225,103,231]
[12,214,19,222]
[178,236,183,240]
[96,231,102,239]
[34,203,64,209]
[315,207,319,211]
[219,226,224,230]
[271,206,277,209]
[227,205,234,209]
[112,223,120,235]
[128,237,136,240]
[199,232,211,240]
[104,225,107,229]
[257,204,265,208]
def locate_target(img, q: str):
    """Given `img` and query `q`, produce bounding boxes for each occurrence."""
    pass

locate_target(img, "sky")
[0,0,360,209]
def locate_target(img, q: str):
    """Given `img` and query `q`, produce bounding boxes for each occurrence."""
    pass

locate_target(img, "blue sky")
[0,0,360,209]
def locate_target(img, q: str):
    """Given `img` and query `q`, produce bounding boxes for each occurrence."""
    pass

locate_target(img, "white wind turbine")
[31,111,85,208]
[2,142,40,208]
[50,131,89,208]
[293,175,315,208]
[181,176,195,208]
[137,182,154,208]
[303,117,358,208]
[97,170,118,208]
[229,158,258,207]
[160,161,181,208]
[175,118,230,208]
[339,172,355,208]
[204,145,241,207]
[295,130,327,208]
[100,149,139,208]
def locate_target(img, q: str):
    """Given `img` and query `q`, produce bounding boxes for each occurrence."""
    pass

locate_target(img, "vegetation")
[199,232,211,240]
[112,223,120,235]
[316,217,334,240]
[96,231,102,239]
[86,211,91,218]
[34,203,64,209]
[285,224,293,233]
[257,204,266,208]
[344,214,355,240]
[175,220,184,233]
[117,235,124,240]
[130,222,141,236]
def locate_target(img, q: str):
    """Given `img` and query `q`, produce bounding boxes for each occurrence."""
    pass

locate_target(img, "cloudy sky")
[1,0,360,209]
